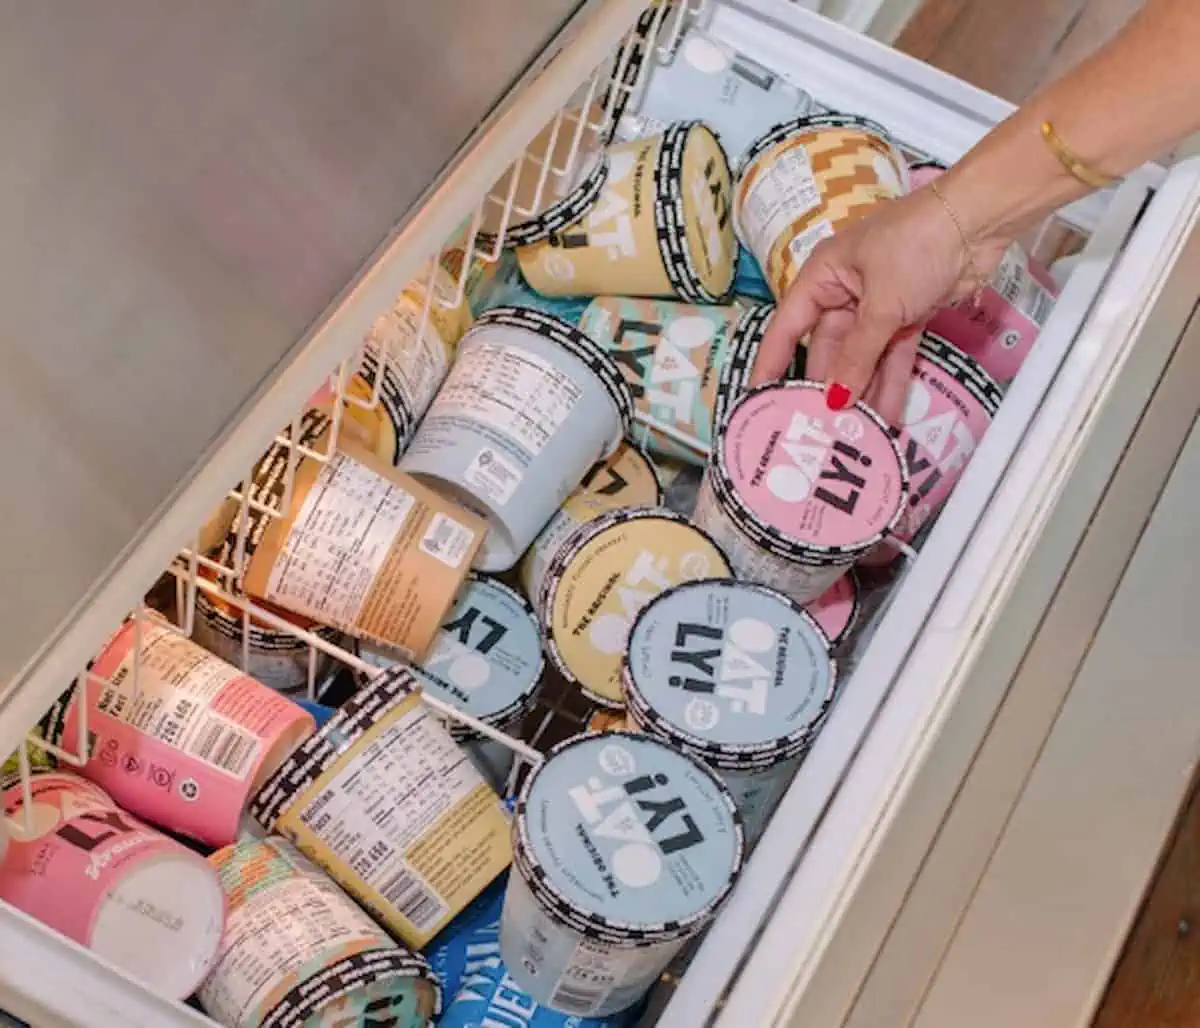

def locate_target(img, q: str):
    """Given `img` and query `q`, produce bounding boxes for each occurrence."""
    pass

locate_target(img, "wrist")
[937,107,1087,244]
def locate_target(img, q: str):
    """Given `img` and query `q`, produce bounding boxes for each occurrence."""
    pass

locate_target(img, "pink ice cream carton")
[859,333,1002,567]
[0,771,225,998]
[44,616,315,848]
[694,381,908,604]
[927,244,1060,384]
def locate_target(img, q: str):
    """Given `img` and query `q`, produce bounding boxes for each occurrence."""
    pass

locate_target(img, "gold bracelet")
[1041,121,1120,190]
[929,180,988,302]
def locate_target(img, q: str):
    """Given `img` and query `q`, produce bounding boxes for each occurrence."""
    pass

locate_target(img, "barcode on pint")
[185,712,260,778]
[419,513,473,569]
[379,866,448,932]
[995,253,1056,326]
[550,978,607,1016]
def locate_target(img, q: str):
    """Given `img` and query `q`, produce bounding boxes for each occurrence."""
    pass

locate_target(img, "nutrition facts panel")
[429,343,582,456]
[266,453,416,626]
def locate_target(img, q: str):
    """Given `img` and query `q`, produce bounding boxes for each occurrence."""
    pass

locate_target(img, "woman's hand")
[749,185,1010,423]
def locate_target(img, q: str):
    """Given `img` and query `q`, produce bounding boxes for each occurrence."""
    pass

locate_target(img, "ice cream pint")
[517,123,737,304]
[193,591,341,698]
[41,616,315,848]
[804,570,861,648]
[540,508,732,709]
[736,114,907,298]
[613,28,818,168]
[927,242,1059,383]
[623,580,836,841]
[403,575,543,793]
[519,439,662,605]
[442,957,637,1028]
[860,334,1003,565]
[249,667,512,949]
[693,381,908,604]
[337,261,472,461]
[580,296,774,465]
[401,306,633,573]
[245,439,486,662]
[208,409,331,579]
[0,771,225,1000]
[199,837,440,1028]
[501,733,744,1017]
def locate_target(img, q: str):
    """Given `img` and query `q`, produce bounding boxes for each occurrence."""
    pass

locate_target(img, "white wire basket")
[6,0,712,832]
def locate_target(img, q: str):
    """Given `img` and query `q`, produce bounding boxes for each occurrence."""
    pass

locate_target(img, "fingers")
[867,327,922,425]
[823,303,905,409]
[805,308,856,384]
[750,285,822,387]
[749,254,853,387]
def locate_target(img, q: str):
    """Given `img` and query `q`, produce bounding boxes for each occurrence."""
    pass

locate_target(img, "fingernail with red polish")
[826,382,852,411]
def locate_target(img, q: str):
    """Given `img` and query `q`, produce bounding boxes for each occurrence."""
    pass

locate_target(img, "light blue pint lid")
[515,732,744,940]
[623,579,836,765]
[411,575,544,737]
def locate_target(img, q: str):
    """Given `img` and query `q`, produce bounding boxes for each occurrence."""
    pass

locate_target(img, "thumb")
[824,303,904,410]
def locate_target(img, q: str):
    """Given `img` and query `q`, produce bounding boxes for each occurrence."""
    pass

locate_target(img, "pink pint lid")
[0,771,225,999]
[44,616,316,848]
[713,381,907,561]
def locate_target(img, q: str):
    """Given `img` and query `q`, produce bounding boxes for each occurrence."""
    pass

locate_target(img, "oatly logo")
[895,378,977,520]
[586,551,686,655]
[568,743,705,889]
[609,316,718,425]
[668,618,780,723]
[423,604,508,701]
[762,412,874,515]
[553,150,641,261]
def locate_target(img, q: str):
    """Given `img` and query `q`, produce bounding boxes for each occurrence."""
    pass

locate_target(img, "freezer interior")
[0,0,1185,1026]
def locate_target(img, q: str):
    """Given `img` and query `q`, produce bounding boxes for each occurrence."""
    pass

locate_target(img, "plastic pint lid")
[739,112,898,176]
[248,666,418,832]
[918,331,1005,416]
[411,574,544,737]
[573,438,664,510]
[713,381,909,560]
[514,732,744,941]
[539,507,733,708]
[465,306,635,451]
[623,579,836,765]
[655,122,737,304]
[479,152,612,250]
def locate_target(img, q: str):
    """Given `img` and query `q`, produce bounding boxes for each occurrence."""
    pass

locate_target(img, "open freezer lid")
[0,0,648,751]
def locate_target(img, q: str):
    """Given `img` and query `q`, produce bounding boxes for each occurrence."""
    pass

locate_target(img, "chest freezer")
[3,1,1200,1026]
